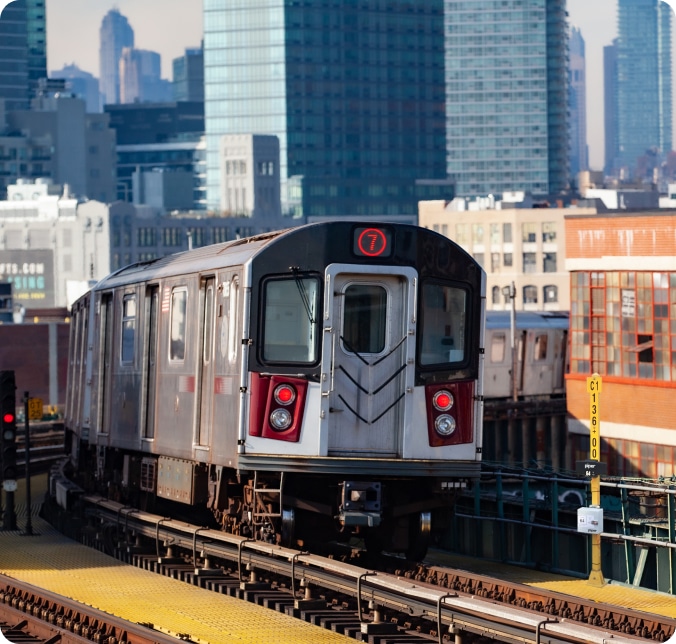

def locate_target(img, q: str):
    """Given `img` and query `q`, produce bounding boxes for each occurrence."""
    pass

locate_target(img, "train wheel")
[406,511,432,561]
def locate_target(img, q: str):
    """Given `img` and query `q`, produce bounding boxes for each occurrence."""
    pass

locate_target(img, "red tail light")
[249,374,307,442]
[424,381,474,446]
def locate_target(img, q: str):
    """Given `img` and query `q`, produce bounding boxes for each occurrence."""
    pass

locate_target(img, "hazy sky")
[45,0,203,79]
[17,1,673,172]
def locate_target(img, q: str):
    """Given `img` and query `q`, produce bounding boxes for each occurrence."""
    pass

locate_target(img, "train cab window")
[342,284,386,354]
[262,276,319,363]
[420,282,467,365]
[121,294,136,363]
[170,288,187,361]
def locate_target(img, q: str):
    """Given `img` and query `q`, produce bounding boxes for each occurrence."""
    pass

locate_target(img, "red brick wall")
[566,214,676,259]
[567,375,676,430]
[0,324,70,407]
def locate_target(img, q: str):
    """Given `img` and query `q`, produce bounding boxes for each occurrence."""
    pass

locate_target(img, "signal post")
[583,374,605,586]
[1,370,18,530]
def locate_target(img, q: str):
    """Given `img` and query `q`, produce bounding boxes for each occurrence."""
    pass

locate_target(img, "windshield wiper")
[290,266,315,324]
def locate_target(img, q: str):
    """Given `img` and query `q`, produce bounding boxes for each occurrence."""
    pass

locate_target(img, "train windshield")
[419,281,467,366]
[261,275,320,363]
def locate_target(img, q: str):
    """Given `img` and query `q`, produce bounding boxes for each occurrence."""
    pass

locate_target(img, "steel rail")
[80,494,661,644]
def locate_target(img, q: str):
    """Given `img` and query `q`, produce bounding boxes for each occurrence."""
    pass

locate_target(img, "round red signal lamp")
[273,384,296,406]
[2,412,14,424]
[432,390,454,412]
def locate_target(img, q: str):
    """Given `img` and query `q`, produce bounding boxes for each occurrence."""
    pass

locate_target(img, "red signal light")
[2,413,13,424]
[273,384,296,406]
[432,390,454,412]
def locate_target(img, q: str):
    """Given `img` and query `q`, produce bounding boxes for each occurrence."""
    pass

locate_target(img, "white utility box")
[577,506,604,534]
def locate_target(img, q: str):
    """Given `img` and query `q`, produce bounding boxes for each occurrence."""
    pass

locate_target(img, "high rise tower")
[99,9,134,106]
[173,46,204,103]
[203,0,448,217]
[568,27,588,180]
[603,40,618,176]
[610,0,672,178]
[26,0,47,96]
[444,0,569,197]
[0,0,46,110]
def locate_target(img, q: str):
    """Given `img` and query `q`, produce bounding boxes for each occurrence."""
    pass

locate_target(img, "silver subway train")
[484,310,568,400]
[64,221,486,557]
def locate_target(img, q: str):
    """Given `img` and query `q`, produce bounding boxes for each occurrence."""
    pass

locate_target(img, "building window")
[542,222,556,242]
[213,227,230,243]
[491,285,500,305]
[569,270,675,381]
[503,223,512,243]
[544,285,558,303]
[138,228,156,247]
[472,223,484,244]
[491,253,500,272]
[473,252,484,268]
[455,223,469,246]
[490,223,500,244]
[543,252,557,273]
[523,285,538,304]
[522,222,537,243]
[523,252,536,273]
[163,228,183,247]
[503,252,513,267]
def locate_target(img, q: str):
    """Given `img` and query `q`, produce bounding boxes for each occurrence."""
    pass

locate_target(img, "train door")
[323,267,415,457]
[142,285,159,439]
[97,292,113,436]
[197,277,215,447]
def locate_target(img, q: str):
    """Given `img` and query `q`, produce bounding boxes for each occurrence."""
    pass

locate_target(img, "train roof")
[88,221,481,293]
[485,310,569,330]
[93,228,292,289]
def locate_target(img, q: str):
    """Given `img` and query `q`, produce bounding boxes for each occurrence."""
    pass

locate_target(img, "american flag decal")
[178,375,195,392]
[214,376,233,395]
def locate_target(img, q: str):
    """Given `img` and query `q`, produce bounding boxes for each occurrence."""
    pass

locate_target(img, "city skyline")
[27,0,675,173]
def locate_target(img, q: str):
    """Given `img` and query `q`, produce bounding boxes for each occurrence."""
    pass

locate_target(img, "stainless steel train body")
[65,221,486,555]
[483,311,568,400]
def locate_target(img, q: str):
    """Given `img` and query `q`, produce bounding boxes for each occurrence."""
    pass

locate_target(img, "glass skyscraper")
[444,0,568,197]
[609,0,672,177]
[26,0,46,97]
[99,9,134,106]
[204,0,448,217]
[0,0,46,110]
[568,26,587,179]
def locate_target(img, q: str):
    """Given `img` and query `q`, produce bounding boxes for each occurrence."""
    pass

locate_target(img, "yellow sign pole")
[586,374,605,587]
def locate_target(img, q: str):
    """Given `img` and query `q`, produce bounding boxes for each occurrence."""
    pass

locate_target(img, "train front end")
[241,222,485,554]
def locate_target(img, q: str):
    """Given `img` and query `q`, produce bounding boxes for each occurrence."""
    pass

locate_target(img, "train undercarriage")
[69,438,456,560]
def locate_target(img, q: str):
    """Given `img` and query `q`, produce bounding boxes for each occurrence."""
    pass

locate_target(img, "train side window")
[170,288,187,361]
[228,277,239,364]
[491,333,506,363]
[342,284,387,354]
[534,334,548,361]
[121,293,136,363]
[262,276,319,363]
[420,282,467,365]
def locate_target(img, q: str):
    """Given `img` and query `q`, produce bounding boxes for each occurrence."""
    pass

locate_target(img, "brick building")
[565,211,676,478]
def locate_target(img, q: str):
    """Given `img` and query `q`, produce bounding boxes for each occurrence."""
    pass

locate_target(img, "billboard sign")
[0,250,55,308]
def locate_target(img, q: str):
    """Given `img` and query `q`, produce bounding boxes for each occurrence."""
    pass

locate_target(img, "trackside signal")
[0,370,17,482]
